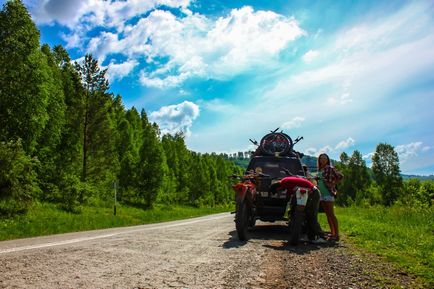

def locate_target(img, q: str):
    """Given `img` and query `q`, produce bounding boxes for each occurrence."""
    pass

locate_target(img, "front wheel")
[235,201,249,241]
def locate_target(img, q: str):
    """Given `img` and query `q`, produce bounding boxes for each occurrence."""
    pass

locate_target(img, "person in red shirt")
[270,176,326,243]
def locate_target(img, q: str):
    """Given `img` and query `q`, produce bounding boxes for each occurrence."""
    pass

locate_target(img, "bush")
[401,179,434,207]
[357,183,383,206]
[58,173,83,213]
[0,139,40,216]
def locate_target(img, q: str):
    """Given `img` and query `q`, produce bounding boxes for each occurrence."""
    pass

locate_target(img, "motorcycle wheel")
[235,201,249,241]
[289,207,305,245]
[248,217,256,230]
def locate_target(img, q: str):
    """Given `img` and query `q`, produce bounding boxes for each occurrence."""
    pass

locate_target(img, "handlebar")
[229,172,271,180]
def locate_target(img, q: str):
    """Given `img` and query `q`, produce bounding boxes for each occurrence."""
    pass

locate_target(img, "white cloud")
[149,101,200,136]
[27,0,90,27]
[263,2,434,109]
[327,92,353,105]
[363,152,374,160]
[135,6,305,87]
[105,59,138,82]
[140,71,191,89]
[395,141,424,162]
[27,0,191,28]
[281,117,305,130]
[37,3,305,88]
[422,146,431,152]
[303,137,355,156]
[318,145,334,154]
[302,50,319,63]
[304,147,318,156]
[201,98,236,113]
[335,137,355,150]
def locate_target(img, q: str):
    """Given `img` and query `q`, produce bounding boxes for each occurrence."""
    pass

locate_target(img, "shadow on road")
[222,223,340,254]
[221,230,247,249]
[263,241,340,255]
[222,223,290,249]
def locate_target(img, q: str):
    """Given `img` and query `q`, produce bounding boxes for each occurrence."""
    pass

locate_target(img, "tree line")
[0,1,241,216]
[334,144,433,207]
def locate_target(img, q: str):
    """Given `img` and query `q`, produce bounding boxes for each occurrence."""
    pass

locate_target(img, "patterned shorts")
[321,195,335,202]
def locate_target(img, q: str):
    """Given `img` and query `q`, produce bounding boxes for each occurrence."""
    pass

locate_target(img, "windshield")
[247,157,304,178]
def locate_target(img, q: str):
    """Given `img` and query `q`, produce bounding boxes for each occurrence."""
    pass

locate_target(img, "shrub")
[0,139,40,216]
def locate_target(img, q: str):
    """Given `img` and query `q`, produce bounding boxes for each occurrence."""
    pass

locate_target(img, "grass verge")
[0,202,234,241]
[319,205,434,287]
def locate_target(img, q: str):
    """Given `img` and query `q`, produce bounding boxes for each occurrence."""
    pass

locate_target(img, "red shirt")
[278,176,315,193]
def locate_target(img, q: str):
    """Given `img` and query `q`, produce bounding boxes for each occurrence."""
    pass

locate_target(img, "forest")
[1,1,433,219]
[0,1,242,217]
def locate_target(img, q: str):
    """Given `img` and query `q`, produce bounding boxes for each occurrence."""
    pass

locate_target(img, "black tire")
[248,217,256,230]
[259,132,293,156]
[235,201,249,241]
[289,207,305,245]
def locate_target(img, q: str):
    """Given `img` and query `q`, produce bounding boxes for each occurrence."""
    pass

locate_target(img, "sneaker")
[311,237,327,244]
[327,235,340,242]
[299,235,309,242]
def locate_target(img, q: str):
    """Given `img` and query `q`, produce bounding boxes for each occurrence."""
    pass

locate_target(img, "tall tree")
[75,54,118,188]
[52,45,85,178]
[136,110,164,208]
[0,0,50,153]
[117,107,142,202]
[0,139,39,216]
[347,150,370,202]
[161,133,191,203]
[37,44,66,195]
[372,143,403,205]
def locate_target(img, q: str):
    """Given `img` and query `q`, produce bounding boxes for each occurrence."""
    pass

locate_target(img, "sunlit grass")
[0,202,233,241]
[319,205,434,287]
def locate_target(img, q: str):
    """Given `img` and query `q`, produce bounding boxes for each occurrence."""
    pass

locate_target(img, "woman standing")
[317,153,343,241]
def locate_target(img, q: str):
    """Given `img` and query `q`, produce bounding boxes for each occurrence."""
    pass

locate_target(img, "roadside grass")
[319,205,434,287]
[0,202,234,241]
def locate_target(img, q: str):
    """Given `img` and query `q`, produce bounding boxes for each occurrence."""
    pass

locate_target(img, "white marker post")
[113,181,117,216]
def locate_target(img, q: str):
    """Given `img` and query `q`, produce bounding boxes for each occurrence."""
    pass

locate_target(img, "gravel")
[0,214,422,289]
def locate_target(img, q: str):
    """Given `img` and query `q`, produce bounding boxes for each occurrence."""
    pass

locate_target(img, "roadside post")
[113,181,117,216]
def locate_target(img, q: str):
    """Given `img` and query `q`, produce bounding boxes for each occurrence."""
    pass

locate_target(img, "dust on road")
[0,213,422,289]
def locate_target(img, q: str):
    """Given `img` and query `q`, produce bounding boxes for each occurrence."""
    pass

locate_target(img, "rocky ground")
[0,213,423,289]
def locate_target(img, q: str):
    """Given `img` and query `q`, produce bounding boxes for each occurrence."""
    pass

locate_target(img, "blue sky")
[3,0,434,175]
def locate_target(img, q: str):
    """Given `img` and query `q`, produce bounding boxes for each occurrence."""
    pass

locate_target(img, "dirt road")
[0,213,420,289]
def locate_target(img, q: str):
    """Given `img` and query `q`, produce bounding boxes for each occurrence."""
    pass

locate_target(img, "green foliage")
[0,2,248,216]
[0,0,50,153]
[336,150,370,206]
[400,179,434,207]
[372,143,403,206]
[0,139,40,216]
[53,45,85,180]
[0,202,234,241]
[161,133,191,202]
[330,206,434,287]
[37,44,67,196]
[75,54,119,199]
[135,111,165,208]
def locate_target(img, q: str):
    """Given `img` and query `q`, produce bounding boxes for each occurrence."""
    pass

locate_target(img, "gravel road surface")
[0,213,421,289]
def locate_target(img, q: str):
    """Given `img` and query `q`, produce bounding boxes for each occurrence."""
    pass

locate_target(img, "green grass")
[320,205,434,287]
[0,202,234,241]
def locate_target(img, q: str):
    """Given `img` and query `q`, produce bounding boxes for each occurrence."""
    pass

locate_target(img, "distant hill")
[401,174,434,181]
[226,153,319,170]
[231,158,250,169]
[301,155,318,170]
[227,153,433,181]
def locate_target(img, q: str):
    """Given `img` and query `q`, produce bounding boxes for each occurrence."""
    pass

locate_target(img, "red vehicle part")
[233,175,258,241]
[233,181,255,205]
